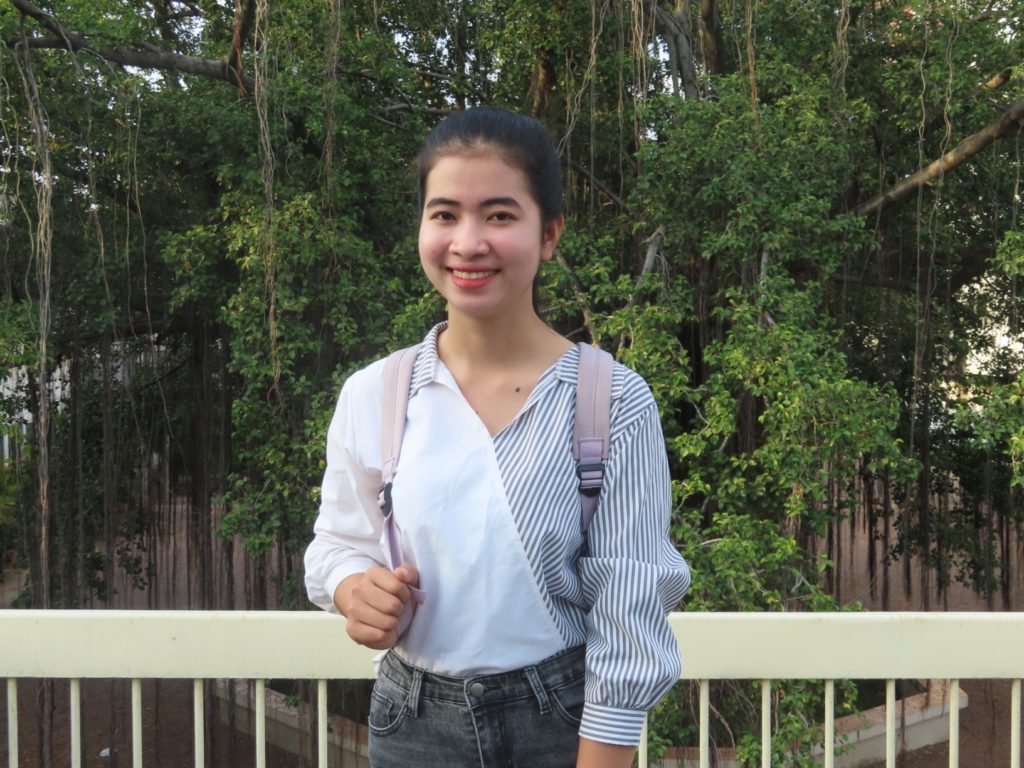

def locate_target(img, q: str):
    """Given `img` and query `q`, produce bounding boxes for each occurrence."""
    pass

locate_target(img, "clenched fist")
[333,565,420,650]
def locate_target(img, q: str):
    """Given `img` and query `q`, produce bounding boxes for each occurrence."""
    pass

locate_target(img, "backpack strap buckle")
[377,481,394,518]
[576,462,605,498]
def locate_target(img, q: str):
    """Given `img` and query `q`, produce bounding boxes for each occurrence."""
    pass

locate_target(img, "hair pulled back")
[417,108,563,223]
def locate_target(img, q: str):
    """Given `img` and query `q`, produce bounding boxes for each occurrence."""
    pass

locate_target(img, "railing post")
[699,679,709,768]
[1011,679,1020,768]
[317,678,328,768]
[949,680,960,768]
[132,678,143,768]
[70,678,81,768]
[823,679,834,768]
[761,680,771,768]
[255,678,266,768]
[313,679,325,768]
[194,679,205,768]
[639,714,648,768]
[6,678,17,768]
[885,679,895,768]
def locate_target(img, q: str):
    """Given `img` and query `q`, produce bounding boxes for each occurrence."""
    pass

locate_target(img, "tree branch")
[9,0,254,90]
[615,225,668,355]
[641,0,700,99]
[568,159,627,209]
[699,0,726,75]
[984,67,1013,90]
[227,0,256,90]
[971,1,1002,23]
[854,98,1024,217]
[554,253,599,345]
[640,225,667,281]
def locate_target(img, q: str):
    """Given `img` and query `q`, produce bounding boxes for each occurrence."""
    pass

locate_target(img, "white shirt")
[304,324,690,745]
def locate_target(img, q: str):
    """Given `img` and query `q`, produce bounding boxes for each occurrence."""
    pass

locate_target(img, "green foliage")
[3,0,1023,756]
[995,230,1024,278]
[0,431,23,582]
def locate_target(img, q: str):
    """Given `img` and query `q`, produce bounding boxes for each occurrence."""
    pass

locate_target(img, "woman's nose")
[451,219,487,255]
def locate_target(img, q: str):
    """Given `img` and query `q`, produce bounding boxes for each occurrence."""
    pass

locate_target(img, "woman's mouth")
[449,268,498,288]
[450,268,497,280]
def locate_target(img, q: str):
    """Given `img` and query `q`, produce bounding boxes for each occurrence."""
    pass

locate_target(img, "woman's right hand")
[333,565,420,650]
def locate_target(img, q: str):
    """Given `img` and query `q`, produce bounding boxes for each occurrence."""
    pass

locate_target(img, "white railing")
[2,611,1022,768]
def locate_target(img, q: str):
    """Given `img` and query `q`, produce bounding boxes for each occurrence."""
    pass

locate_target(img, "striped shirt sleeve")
[577,373,691,746]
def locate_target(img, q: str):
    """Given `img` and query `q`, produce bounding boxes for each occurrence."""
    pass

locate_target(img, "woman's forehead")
[424,152,533,201]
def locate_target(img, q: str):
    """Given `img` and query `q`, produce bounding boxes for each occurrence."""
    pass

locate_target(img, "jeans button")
[469,682,485,697]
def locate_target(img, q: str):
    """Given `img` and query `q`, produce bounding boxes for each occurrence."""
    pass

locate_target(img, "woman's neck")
[438,310,570,373]
[436,309,573,436]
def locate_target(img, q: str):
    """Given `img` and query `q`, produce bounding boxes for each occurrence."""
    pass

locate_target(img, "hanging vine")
[13,10,52,613]
[253,0,281,402]
[744,0,759,132]
[831,0,851,105]
[320,0,343,209]
[13,14,56,768]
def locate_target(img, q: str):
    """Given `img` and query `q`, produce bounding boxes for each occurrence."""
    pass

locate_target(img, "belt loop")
[523,665,551,715]
[406,667,423,718]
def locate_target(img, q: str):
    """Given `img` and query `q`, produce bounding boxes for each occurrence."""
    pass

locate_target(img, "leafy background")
[1,0,1022,763]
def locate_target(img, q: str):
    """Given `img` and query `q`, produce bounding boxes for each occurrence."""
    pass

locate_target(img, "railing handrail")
[2,609,1023,680]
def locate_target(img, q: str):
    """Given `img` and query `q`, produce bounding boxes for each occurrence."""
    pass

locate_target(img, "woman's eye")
[432,211,456,222]
[491,211,515,222]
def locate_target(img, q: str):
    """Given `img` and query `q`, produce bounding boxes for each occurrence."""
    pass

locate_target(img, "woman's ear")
[540,216,565,262]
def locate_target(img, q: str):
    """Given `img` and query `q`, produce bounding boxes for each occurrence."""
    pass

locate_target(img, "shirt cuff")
[579,702,647,746]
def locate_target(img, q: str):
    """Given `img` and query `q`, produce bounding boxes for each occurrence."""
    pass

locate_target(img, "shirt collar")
[410,322,581,398]
[408,323,445,396]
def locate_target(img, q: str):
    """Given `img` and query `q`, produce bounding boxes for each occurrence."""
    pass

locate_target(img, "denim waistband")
[379,645,585,711]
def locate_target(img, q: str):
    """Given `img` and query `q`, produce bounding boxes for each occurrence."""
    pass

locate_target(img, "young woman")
[304,108,690,768]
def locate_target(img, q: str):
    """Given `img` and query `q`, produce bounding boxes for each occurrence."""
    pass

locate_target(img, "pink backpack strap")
[378,345,425,636]
[573,342,615,535]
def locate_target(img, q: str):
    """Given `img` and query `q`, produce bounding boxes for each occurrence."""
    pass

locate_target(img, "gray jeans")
[368,646,586,768]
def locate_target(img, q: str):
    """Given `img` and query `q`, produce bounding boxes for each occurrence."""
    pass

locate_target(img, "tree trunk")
[882,474,891,610]
[698,0,726,74]
[864,460,877,602]
[102,333,116,606]
[73,334,86,606]
[527,47,557,118]
[221,344,235,609]
[191,322,214,608]
[644,0,700,99]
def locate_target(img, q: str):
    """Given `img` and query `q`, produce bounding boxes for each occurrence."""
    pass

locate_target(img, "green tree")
[2,0,1022,763]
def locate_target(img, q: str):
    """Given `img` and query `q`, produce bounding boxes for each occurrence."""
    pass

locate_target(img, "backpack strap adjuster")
[377,481,394,517]
[576,462,605,498]
[572,343,615,535]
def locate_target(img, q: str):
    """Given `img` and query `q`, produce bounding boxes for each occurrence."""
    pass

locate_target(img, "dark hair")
[417,108,563,223]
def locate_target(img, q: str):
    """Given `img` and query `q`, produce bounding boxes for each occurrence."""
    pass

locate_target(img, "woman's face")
[418,151,563,323]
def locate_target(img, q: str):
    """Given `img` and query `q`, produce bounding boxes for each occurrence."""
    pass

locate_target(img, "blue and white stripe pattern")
[305,323,690,747]
[419,326,689,744]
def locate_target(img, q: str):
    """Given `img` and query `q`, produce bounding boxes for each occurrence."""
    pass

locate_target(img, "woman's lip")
[448,268,497,288]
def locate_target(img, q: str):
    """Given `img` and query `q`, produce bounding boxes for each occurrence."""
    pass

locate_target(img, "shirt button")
[469,682,485,697]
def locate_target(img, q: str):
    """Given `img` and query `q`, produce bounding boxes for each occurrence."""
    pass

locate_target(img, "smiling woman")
[417,152,563,325]
[303,108,691,768]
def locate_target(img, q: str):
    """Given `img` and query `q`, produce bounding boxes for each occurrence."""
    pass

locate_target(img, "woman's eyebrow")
[425,197,460,208]
[424,196,524,209]
[481,196,523,209]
